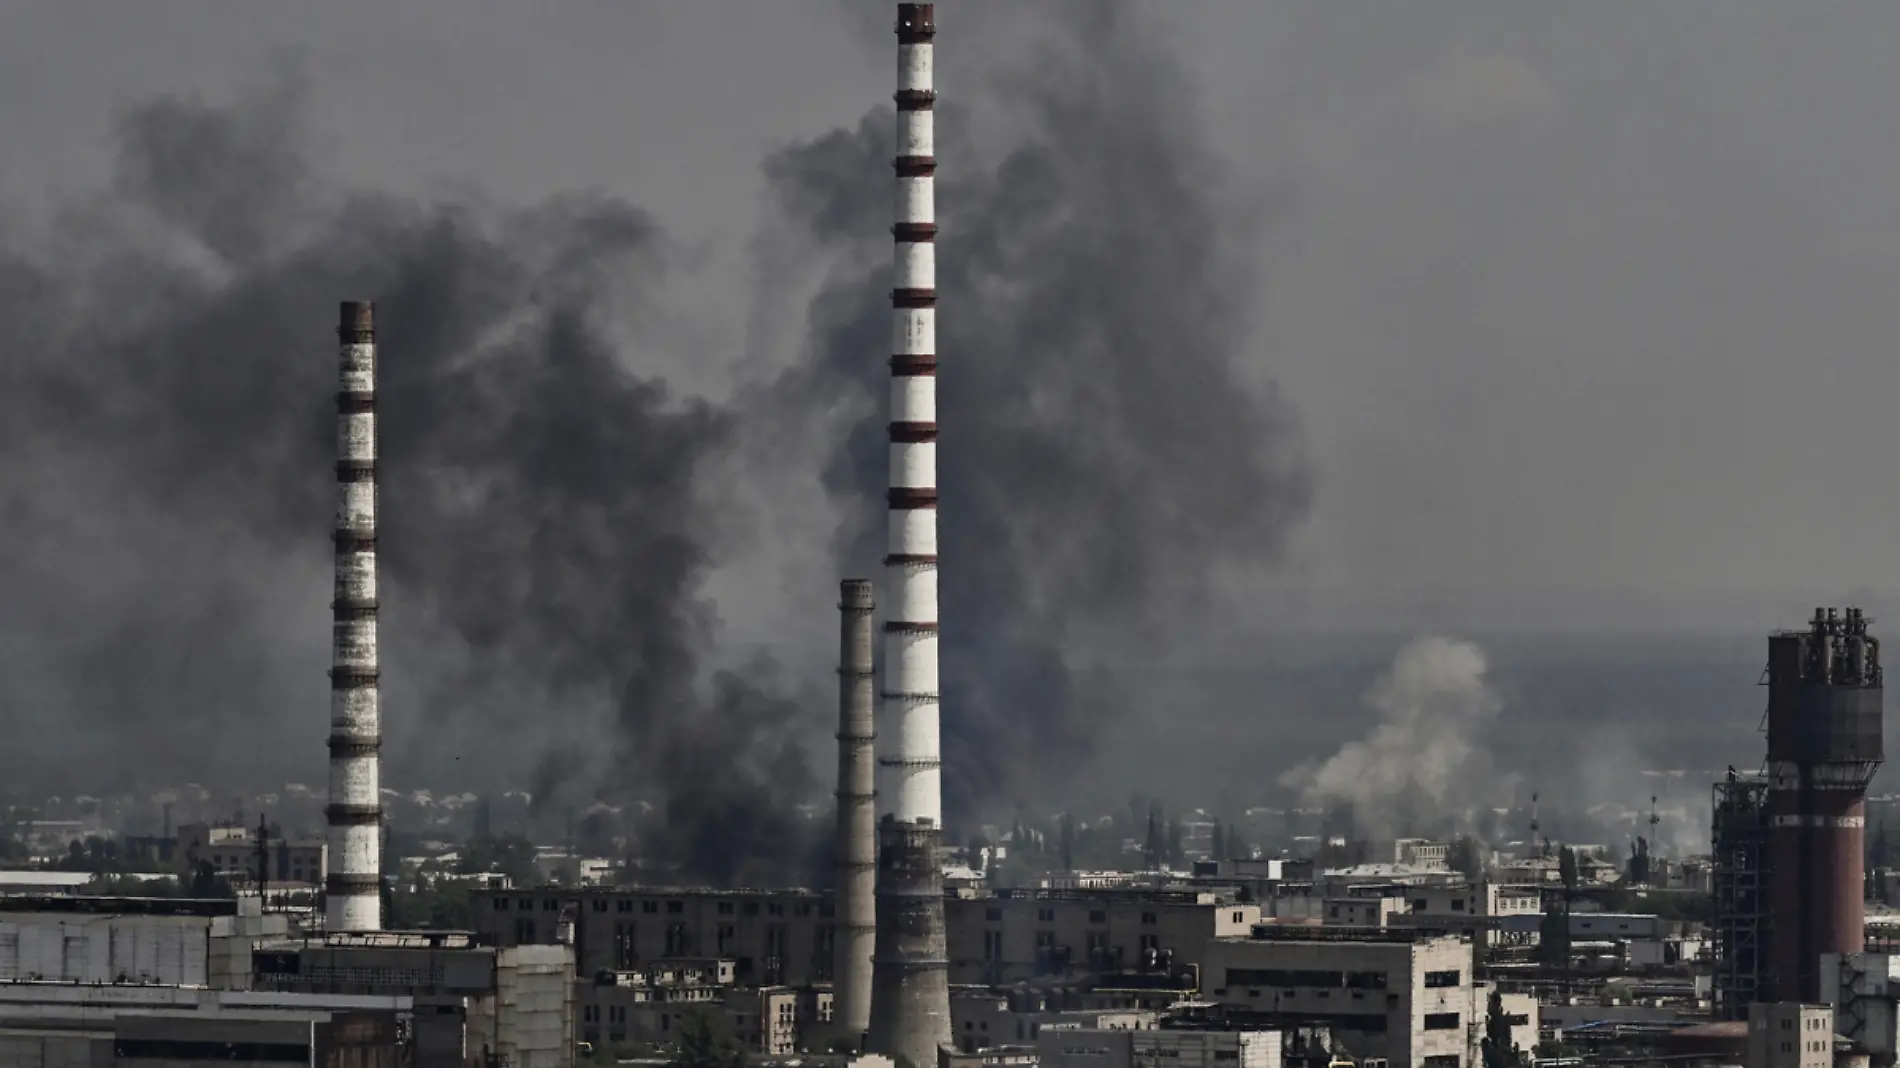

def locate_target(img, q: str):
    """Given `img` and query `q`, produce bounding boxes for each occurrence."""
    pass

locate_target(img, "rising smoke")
[1283,637,1517,841]
[0,71,822,883]
[763,1,1314,822]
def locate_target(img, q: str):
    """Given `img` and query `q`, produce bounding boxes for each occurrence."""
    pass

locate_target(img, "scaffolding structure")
[1712,772,1770,1019]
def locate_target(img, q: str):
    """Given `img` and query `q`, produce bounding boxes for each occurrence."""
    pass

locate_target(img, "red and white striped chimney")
[882,1,941,833]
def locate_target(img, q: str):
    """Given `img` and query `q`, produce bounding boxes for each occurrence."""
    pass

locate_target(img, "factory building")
[473,885,1254,997]
[1038,1026,1281,1068]
[1200,927,1488,1068]
[1746,1002,1835,1068]
[0,984,412,1067]
[1322,881,1543,949]
[252,929,575,1067]
[576,962,823,1057]
[176,820,327,886]
[1764,608,1883,1003]
[945,889,1259,985]
[472,887,833,987]
[0,894,284,987]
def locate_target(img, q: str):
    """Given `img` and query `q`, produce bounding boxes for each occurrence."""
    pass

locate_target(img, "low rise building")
[1746,1002,1833,1068]
[1039,1025,1280,1068]
[473,887,832,988]
[1202,926,1481,1068]
[945,888,1259,985]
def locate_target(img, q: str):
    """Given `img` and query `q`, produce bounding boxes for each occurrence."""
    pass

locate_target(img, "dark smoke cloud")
[0,72,822,884]
[765,2,1314,822]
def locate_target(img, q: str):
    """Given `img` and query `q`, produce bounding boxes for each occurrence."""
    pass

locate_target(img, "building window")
[986,908,1003,922]
[796,904,812,917]
[494,898,509,911]
[1451,899,1465,912]
[1141,911,1157,926]
[1424,1013,1460,1031]
[1422,1057,1460,1068]
[743,902,760,916]
[667,900,684,914]
[515,918,536,943]
[1089,910,1107,924]
[592,899,607,913]
[584,1005,599,1023]
[610,1006,626,1024]
[643,901,659,914]
[617,899,633,913]
[819,904,835,919]
[719,902,735,915]
[1038,908,1055,922]
[769,903,783,916]
[1424,970,1462,988]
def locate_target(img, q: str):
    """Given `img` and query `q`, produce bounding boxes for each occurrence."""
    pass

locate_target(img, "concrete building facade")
[944,889,1259,985]
[1202,927,1481,1068]
[1039,1027,1282,1068]
[1747,1003,1833,1068]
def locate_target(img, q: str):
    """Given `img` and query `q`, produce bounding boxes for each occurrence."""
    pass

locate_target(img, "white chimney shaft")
[327,300,382,932]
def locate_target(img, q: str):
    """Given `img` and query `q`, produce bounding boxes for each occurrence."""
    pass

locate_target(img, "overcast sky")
[7,1,1899,638]
[6,1,1900,815]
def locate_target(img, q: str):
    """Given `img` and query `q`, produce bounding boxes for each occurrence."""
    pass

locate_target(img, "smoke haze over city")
[3,0,1900,841]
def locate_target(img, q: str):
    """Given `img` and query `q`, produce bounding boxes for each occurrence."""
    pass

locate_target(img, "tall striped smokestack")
[868,5,952,1065]
[833,580,877,1047]
[327,300,383,932]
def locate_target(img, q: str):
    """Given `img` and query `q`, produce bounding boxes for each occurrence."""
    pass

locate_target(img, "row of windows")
[1226,968,1391,990]
[1423,970,1463,988]
[1424,1013,1461,1031]
[988,908,1171,925]
[496,896,827,919]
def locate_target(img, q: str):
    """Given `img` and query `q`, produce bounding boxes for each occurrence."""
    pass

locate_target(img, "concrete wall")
[465,943,573,1068]
[0,913,210,985]
[0,1034,109,1067]
[1203,932,1479,1068]
[1747,1003,1833,1068]
[476,889,830,988]
[943,892,1258,984]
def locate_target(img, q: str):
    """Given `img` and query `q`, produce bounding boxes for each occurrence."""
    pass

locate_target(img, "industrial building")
[253,929,575,1067]
[1712,609,1884,1013]
[944,888,1259,985]
[1200,926,1505,1068]
[1746,1002,1836,1068]
[175,820,327,886]
[1038,1026,1281,1068]
[0,984,413,1067]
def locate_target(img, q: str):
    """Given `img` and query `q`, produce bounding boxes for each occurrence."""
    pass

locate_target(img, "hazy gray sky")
[7,1,1899,638]
[5,1,1900,820]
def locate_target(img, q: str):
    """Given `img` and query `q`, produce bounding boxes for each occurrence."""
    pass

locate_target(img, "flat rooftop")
[0,895,236,918]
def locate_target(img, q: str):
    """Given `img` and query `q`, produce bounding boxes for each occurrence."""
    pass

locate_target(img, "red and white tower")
[868,5,952,1064]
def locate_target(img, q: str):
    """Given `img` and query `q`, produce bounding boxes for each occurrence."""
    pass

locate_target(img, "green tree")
[1449,836,1484,879]
[1537,903,1570,967]
[669,1011,747,1068]
[1482,987,1525,1068]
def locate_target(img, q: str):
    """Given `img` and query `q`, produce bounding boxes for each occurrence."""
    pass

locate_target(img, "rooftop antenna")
[255,813,271,914]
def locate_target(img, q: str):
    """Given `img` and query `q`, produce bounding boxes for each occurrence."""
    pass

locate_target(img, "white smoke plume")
[1282,636,1514,839]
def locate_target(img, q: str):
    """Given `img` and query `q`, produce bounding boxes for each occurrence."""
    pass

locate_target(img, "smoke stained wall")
[0,74,821,883]
[765,0,1313,822]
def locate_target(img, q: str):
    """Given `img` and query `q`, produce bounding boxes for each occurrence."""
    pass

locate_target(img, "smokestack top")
[841,579,876,610]
[897,4,935,41]
[338,301,375,339]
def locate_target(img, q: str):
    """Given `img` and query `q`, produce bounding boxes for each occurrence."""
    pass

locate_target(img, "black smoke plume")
[0,72,821,884]
[766,2,1313,822]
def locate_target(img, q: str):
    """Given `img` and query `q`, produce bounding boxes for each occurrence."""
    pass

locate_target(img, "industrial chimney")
[833,580,877,1048]
[327,301,383,932]
[1764,606,1883,1001]
[867,5,953,1065]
